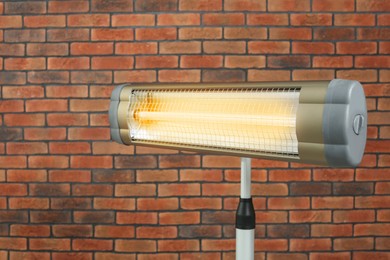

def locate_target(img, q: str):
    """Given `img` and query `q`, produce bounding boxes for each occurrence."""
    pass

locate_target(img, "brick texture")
[0,0,389,259]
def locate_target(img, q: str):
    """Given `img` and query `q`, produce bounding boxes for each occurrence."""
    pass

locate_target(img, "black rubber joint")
[235,198,256,230]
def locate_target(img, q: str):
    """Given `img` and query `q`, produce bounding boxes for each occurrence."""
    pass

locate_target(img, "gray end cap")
[323,79,367,167]
[109,84,128,145]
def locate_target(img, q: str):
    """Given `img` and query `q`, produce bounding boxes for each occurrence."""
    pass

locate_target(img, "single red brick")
[357,0,390,11]
[27,43,69,56]
[159,212,199,225]
[359,28,390,40]
[71,156,112,169]
[158,13,200,26]
[112,14,155,26]
[337,69,377,82]
[159,70,200,83]
[310,252,351,260]
[203,13,244,25]
[269,169,311,182]
[0,16,22,28]
[71,71,112,84]
[181,55,222,68]
[159,183,200,197]
[160,41,201,54]
[248,70,291,82]
[24,128,66,141]
[10,252,50,260]
[94,198,135,211]
[179,28,222,40]
[4,114,45,127]
[28,71,69,84]
[225,55,265,68]
[293,42,334,54]
[269,0,310,11]
[311,224,352,237]
[116,42,157,55]
[116,240,156,253]
[68,14,109,27]
[293,70,335,81]
[135,0,177,11]
[9,198,49,209]
[5,57,45,70]
[46,85,88,98]
[48,57,90,70]
[48,28,89,42]
[0,183,27,195]
[52,225,92,238]
[335,14,375,26]
[225,0,265,10]
[356,56,390,68]
[290,14,332,26]
[204,41,246,54]
[92,28,134,41]
[269,198,310,210]
[0,71,26,84]
[313,56,353,68]
[95,225,134,238]
[30,238,70,251]
[49,170,91,183]
[92,142,134,155]
[92,57,134,70]
[2,86,43,99]
[247,14,288,25]
[0,237,26,250]
[378,14,390,26]
[268,56,310,68]
[29,156,69,169]
[136,56,178,69]
[355,223,390,236]
[290,238,331,251]
[47,113,88,126]
[24,15,65,28]
[71,42,113,55]
[201,239,235,251]
[136,28,176,41]
[0,100,24,112]
[356,196,390,208]
[337,42,377,54]
[49,142,90,155]
[224,28,267,39]
[115,184,156,197]
[7,142,47,155]
[315,28,355,41]
[270,28,312,40]
[249,41,290,54]
[114,70,156,83]
[312,197,353,209]
[73,239,113,251]
[90,85,115,98]
[137,227,177,239]
[159,240,199,252]
[137,198,178,211]
[7,170,46,182]
[27,100,68,112]
[180,0,222,11]
[91,0,133,12]
[313,0,354,11]
[117,212,157,225]
[49,1,89,13]
[181,198,222,210]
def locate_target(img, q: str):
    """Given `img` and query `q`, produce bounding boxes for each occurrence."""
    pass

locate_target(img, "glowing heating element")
[128,88,300,157]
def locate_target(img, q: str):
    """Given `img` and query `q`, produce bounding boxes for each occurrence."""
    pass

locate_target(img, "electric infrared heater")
[109,79,367,260]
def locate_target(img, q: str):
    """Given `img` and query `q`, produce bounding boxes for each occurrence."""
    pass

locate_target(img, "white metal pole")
[236,158,255,260]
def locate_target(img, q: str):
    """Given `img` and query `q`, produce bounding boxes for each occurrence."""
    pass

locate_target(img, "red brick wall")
[0,0,389,259]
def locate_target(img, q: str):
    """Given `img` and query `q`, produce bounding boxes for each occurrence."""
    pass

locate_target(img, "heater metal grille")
[127,87,301,157]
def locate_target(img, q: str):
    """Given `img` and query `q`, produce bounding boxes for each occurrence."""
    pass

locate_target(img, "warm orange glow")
[128,88,300,156]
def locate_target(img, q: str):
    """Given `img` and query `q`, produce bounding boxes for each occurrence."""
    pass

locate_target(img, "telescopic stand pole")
[236,158,255,260]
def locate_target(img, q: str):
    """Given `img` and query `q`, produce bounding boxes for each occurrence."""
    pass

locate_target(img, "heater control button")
[353,114,364,135]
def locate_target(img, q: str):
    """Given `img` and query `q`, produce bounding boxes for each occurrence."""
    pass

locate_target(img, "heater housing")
[109,79,367,167]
